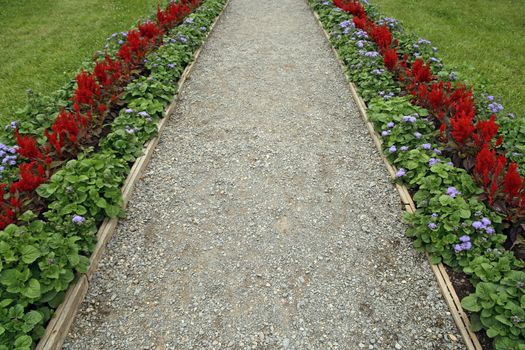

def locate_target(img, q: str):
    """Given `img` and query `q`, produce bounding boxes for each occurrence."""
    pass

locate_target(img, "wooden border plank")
[306,2,482,349]
[35,2,230,349]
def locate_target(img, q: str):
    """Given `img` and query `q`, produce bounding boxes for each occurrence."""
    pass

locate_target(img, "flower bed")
[0,0,227,348]
[308,1,525,349]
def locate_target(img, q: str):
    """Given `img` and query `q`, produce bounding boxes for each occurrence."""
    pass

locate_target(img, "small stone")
[395,343,402,350]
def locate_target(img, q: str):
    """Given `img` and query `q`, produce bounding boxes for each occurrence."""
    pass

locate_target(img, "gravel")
[63,0,465,349]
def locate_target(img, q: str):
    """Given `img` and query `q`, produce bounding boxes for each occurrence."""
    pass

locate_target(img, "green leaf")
[14,335,32,349]
[461,295,481,312]
[20,245,41,264]
[486,327,499,338]
[459,209,471,219]
[22,278,41,299]
[96,197,107,209]
[24,310,43,326]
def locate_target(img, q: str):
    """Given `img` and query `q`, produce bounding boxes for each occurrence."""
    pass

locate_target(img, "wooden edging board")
[306,4,482,350]
[35,2,230,349]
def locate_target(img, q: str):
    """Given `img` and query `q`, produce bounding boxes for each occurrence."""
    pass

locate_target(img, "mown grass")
[372,0,525,119]
[0,0,162,124]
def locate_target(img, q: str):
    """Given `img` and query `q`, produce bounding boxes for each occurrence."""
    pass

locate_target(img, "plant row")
[308,0,524,349]
[0,0,227,348]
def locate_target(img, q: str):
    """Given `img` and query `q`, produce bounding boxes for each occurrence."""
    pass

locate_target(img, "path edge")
[304,2,482,349]
[35,2,230,349]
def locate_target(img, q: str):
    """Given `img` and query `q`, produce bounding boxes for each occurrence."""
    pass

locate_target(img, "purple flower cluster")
[389,145,397,153]
[0,144,18,175]
[414,132,422,139]
[377,17,397,28]
[454,235,472,253]
[381,130,391,137]
[339,20,352,28]
[72,215,85,224]
[356,40,365,48]
[378,91,395,99]
[354,30,369,39]
[395,168,406,177]
[488,102,504,113]
[428,158,440,167]
[200,26,207,32]
[447,186,461,198]
[387,122,395,128]
[125,125,137,134]
[421,143,432,150]
[472,217,495,234]
[362,51,380,58]
[4,121,17,130]
[178,35,188,44]
[400,146,409,151]
[184,17,194,24]
[402,115,417,123]
[428,222,437,230]
[371,68,385,75]
[418,38,432,45]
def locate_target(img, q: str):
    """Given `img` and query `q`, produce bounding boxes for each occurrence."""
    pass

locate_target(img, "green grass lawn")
[372,0,525,119]
[0,0,162,124]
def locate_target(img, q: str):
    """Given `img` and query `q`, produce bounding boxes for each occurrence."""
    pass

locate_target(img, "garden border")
[306,4,482,349]
[35,1,230,348]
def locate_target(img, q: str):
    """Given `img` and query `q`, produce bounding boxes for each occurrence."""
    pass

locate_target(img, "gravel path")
[64,0,465,349]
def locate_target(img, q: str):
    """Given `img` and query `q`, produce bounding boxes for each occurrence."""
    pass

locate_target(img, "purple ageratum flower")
[138,111,150,117]
[343,27,351,35]
[400,146,409,151]
[125,108,134,114]
[387,122,395,128]
[421,143,432,150]
[322,1,330,4]
[356,40,365,48]
[428,158,440,167]
[402,115,417,123]
[179,35,188,44]
[389,145,397,153]
[486,227,495,234]
[170,38,177,44]
[447,186,460,198]
[168,63,175,69]
[381,130,391,137]
[454,244,463,253]
[459,235,471,243]
[72,215,85,224]
[125,125,136,134]
[430,57,441,63]
[447,162,454,167]
[372,68,385,75]
[395,168,406,177]
[487,95,494,101]
[118,40,124,45]
[433,148,442,155]
[428,223,437,230]
[481,217,491,226]
[461,241,472,250]
[431,213,438,218]
[418,38,432,45]
[200,26,207,32]
[488,102,504,113]
[472,221,483,230]
[184,17,194,24]
[363,51,380,58]
[355,30,368,39]
[339,20,352,28]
